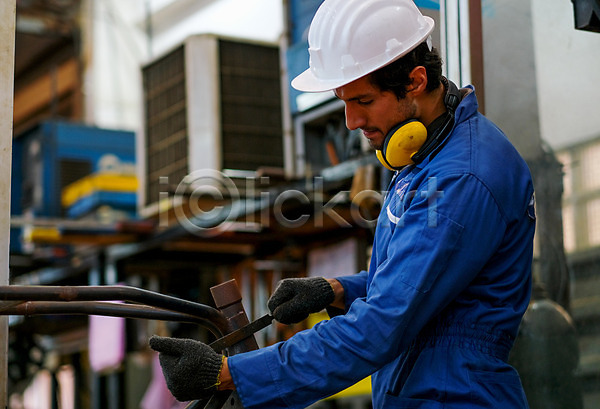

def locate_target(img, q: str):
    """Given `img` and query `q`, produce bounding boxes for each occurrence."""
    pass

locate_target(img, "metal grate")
[219,39,283,171]
[143,45,188,206]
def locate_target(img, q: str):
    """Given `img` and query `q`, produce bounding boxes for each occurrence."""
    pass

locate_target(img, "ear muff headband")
[410,79,460,164]
[376,78,461,170]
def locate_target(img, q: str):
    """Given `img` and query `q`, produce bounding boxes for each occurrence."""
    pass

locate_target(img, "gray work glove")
[149,335,223,402]
[267,277,335,324]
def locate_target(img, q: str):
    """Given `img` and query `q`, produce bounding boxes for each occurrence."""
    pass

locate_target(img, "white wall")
[85,0,147,131]
[532,0,600,150]
[147,0,283,58]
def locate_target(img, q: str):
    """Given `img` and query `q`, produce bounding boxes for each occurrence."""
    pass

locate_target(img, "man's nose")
[344,104,366,130]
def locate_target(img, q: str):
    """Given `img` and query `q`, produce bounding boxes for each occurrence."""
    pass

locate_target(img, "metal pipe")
[0,285,231,337]
[2,300,218,326]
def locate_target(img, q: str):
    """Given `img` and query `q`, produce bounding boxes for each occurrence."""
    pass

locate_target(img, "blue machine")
[10,120,136,253]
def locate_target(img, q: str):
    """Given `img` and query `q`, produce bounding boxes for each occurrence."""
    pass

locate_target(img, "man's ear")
[406,66,428,96]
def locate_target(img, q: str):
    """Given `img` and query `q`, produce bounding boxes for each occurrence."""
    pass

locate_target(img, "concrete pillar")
[482,0,544,158]
[482,0,569,309]
[0,1,16,407]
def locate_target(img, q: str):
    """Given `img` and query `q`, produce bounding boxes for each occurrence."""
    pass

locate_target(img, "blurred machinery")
[510,284,584,409]
[10,120,136,254]
[140,34,284,217]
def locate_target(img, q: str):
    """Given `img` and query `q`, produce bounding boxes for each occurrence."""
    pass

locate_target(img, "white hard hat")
[291,0,435,93]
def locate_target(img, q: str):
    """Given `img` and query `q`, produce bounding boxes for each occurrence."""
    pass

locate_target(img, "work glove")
[267,277,335,324]
[149,335,223,402]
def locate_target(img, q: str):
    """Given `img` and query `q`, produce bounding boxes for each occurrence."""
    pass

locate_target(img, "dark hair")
[368,42,443,99]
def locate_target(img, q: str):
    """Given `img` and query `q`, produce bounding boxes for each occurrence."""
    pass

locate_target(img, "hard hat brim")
[291,69,349,93]
[291,16,435,93]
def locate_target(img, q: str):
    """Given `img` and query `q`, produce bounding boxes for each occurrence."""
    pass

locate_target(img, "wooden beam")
[13,57,78,125]
[162,240,255,256]
[28,233,140,246]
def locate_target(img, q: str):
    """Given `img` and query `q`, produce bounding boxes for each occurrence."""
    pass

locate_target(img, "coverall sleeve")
[335,269,368,310]
[228,173,508,409]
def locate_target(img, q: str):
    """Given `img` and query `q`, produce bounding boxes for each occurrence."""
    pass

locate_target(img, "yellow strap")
[209,354,225,389]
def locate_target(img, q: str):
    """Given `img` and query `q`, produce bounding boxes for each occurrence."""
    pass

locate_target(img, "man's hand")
[267,277,336,324]
[149,336,224,402]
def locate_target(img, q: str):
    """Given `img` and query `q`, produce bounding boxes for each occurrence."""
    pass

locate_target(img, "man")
[149,0,536,408]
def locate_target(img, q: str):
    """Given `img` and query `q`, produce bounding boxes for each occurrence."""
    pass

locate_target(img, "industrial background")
[1,0,600,408]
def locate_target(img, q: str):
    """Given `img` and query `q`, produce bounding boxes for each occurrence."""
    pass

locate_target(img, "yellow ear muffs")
[376,150,395,171]
[376,120,428,169]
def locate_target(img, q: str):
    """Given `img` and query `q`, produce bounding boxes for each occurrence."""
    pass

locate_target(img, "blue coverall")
[228,87,536,409]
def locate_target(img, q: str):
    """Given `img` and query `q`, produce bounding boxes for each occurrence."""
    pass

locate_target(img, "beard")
[367,135,383,151]
[363,101,417,151]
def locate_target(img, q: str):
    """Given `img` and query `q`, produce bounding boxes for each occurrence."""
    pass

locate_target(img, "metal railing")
[0,279,255,409]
